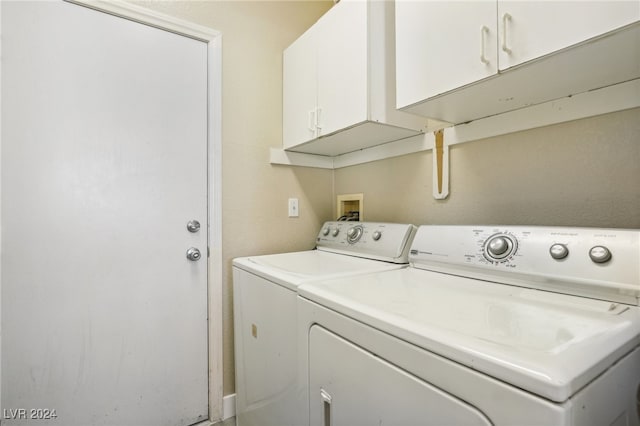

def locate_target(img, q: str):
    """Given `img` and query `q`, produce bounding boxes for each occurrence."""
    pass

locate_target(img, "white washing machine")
[298,225,640,426]
[232,221,417,426]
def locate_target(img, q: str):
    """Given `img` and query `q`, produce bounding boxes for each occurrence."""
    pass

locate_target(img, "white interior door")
[1,2,208,425]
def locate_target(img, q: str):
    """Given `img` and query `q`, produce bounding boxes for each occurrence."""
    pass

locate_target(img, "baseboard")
[222,393,236,420]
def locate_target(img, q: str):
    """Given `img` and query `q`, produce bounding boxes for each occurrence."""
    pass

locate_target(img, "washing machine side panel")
[233,267,302,426]
[308,325,493,426]
[569,346,640,426]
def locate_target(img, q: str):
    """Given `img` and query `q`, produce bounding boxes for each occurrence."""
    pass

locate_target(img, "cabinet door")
[316,0,368,137]
[283,27,317,149]
[396,0,497,108]
[498,1,640,70]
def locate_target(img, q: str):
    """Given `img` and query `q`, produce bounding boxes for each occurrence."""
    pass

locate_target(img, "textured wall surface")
[335,108,640,229]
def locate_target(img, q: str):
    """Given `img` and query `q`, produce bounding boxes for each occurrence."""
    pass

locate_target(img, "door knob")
[187,220,201,233]
[186,247,201,261]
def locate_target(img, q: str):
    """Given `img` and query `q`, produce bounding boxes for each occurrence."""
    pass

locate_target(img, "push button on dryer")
[549,244,569,260]
[589,246,612,264]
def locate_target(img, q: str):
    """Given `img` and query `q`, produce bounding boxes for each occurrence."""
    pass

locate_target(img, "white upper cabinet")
[396,0,640,124]
[283,28,318,149]
[315,0,368,139]
[396,1,498,107]
[283,0,435,157]
[498,1,639,70]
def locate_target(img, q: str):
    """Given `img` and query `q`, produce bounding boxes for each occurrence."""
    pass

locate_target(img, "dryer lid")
[298,268,640,402]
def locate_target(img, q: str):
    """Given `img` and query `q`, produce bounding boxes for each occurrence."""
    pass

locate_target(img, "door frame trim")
[56,1,224,421]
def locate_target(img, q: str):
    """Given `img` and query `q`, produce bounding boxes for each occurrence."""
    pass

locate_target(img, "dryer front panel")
[308,325,492,426]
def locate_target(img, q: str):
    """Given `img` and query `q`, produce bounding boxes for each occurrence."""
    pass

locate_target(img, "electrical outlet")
[288,198,299,218]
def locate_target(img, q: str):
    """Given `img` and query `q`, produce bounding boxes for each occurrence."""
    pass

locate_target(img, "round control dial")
[484,233,517,262]
[589,246,612,264]
[322,227,330,236]
[347,226,364,244]
[549,243,569,260]
[372,230,382,241]
[488,237,509,256]
[331,228,340,237]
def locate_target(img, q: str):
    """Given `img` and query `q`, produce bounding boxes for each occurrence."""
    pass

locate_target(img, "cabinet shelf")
[284,121,427,157]
[271,79,640,169]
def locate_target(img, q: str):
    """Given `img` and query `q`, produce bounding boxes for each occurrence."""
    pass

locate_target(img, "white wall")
[335,108,640,229]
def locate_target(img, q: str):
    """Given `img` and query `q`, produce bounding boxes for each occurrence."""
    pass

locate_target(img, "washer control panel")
[317,221,417,264]
[409,226,640,304]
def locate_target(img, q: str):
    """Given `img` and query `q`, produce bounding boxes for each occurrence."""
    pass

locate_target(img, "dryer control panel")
[317,222,417,264]
[409,226,640,305]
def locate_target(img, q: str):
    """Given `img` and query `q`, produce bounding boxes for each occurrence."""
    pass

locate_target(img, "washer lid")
[233,250,406,291]
[298,268,640,402]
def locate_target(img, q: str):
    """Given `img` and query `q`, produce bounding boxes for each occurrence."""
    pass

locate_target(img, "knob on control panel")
[332,228,340,237]
[549,243,569,260]
[589,246,612,264]
[347,226,364,244]
[484,234,517,261]
[322,227,330,236]
[488,237,509,256]
[372,230,382,241]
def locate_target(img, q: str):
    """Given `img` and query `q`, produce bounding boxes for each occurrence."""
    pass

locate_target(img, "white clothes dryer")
[232,221,417,426]
[298,225,640,426]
